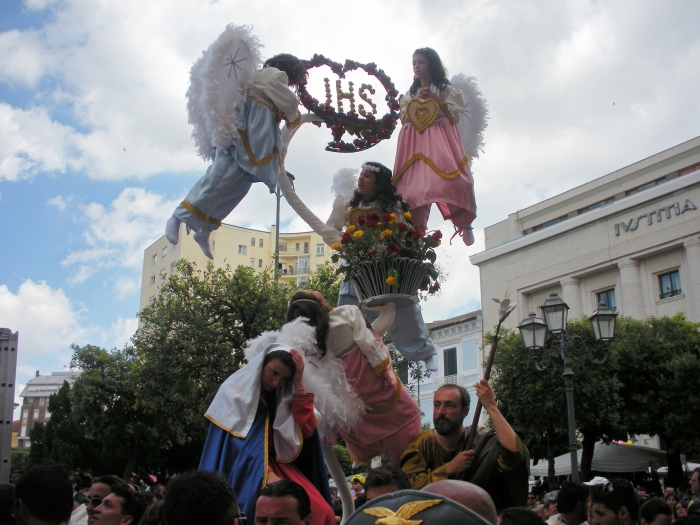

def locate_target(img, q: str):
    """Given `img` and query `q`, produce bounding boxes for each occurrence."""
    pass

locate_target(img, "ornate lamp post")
[517,293,617,481]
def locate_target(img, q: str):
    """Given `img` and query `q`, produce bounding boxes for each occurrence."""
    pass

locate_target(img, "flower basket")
[350,257,430,302]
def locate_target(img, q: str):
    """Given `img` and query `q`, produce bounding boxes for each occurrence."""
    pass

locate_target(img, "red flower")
[387,244,400,254]
[367,248,377,258]
[381,213,392,222]
[369,213,380,222]
[412,230,423,239]
[429,282,440,294]
[397,223,408,232]
[365,219,378,228]
[358,215,366,226]
[432,231,443,240]
[341,232,351,244]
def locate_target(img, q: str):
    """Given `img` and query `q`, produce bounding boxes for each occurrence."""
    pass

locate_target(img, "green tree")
[10,448,31,479]
[69,344,152,478]
[42,381,86,470]
[28,421,46,464]
[131,261,293,469]
[298,262,342,307]
[612,313,700,489]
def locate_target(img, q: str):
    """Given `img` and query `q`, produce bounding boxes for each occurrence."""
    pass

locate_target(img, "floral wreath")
[298,55,400,153]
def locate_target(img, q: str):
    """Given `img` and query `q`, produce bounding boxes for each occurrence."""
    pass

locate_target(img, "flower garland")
[331,211,442,294]
[298,55,400,153]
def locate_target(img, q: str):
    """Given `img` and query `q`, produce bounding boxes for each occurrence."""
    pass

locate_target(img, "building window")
[278,242,287,252]
[238,245,247,255]
[597,289,617,312]
[150,275,156,285]
[162,247,167,257]
[531,214,570,232]
[395,360,409,385]
[45,412,51,419]
[149,296,155,305]
[296,243,300,252]
[250,258,255,267]
[152,254,157,264]
[659,270,681,299]
[304,242,309,254]
[297,276,309,285]
[33,409,39,419]
[259,239,263,248]
[258,259,263,268]
[251,237,255,247]
[578,198,615,215]
[39,398,45,406]
[21,425,26,438]
[170,261,178,272]
[443,348,457,376]
[316,244,324,256]
[22,409,28,420]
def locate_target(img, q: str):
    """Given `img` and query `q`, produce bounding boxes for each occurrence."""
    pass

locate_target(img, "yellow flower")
[346,225,356,233]
[389,213,397,223]
[404,211,412,220]
[386,276,397,286]
[436,240,441,246]
[331,242,341,251]
[353,230,364,238]
[380,229,392,238]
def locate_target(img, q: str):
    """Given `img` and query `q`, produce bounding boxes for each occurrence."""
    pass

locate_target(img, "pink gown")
[392,84,476,236]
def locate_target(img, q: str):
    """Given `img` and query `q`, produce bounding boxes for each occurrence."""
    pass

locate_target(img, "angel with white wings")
[392,47,488,246]
[166,25,304,258]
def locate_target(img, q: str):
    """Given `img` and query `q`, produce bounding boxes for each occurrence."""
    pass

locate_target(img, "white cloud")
[61,187,179,289]
[107,316,138,349]
[47,195,68,211]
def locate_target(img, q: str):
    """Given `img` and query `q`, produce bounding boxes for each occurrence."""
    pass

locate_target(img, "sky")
[1,0,700,418]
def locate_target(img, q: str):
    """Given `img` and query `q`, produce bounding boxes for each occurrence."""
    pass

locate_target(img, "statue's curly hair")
[264,54,308,87]
[348,161,409,214]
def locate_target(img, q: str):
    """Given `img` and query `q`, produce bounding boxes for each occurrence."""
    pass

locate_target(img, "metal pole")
[275,183,281,282]
[560,336,580,482]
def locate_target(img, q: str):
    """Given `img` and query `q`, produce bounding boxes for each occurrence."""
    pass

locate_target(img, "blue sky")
[2,0,700,417]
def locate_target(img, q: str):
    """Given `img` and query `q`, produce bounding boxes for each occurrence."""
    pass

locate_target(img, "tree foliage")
[297,262,342,307]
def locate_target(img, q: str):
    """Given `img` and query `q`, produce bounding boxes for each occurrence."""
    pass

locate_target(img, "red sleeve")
[291,393,317,439]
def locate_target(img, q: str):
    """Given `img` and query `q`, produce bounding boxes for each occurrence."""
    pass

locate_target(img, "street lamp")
[517,292,617,481]
[275,171,295,282]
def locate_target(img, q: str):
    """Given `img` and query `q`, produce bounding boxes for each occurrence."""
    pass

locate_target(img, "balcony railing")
[432,374,462,387]
[288,267,310,276]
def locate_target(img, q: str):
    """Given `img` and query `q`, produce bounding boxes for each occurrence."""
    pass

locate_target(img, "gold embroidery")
[372,356,390,375]
[181,201,222,227]
[392,153,468,182]
[366,372,402,414]
[336,342,358,359]
[276,422,304,464]
[406,98,440,132]
[346,206,384,229]
[204,413,245,438]
[285,112,302,129]
[238,129,279,167]
[249,96,274,110]
[363,499,443,525]
[263,411,269,487]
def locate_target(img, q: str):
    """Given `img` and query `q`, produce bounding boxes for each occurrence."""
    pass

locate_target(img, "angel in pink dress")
[393,47,487,246]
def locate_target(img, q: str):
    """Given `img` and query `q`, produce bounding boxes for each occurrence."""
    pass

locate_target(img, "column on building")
[683,236,700,321]
[560,277,583,321]
[618,258,646,319]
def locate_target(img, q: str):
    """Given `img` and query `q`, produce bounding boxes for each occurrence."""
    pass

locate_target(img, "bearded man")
[400,381,529,510]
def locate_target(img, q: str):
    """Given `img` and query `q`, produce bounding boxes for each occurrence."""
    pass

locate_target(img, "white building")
[17,371,80,448]
[470,136,700,334]
[398,310,483,427]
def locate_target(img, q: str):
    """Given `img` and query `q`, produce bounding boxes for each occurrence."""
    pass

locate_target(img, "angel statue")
[165,25,305,258]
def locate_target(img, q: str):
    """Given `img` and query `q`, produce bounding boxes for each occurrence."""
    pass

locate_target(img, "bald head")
[422,480,497,525]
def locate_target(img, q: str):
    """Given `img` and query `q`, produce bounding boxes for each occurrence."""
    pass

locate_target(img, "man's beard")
[433,415,465,436]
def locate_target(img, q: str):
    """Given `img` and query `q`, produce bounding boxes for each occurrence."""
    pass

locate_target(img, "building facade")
[17,371,80,448]
[140,223,334,313]
[398,310,484,427]
[470,136,700,335]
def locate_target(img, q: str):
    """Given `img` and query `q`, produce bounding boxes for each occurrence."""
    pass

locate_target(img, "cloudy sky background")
[1,0,700,416]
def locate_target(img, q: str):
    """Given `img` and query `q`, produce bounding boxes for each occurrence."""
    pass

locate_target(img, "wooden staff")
[464,304,515,451]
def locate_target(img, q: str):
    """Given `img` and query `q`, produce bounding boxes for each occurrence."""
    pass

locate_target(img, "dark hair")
[112,484,148,524]
[165,471,238,525]
[286,291,330,357]
[259,480,311,519]
[365,465,412,492]
[264,54,308,87]
[640,498,672,524]
[92,475,124,491]
[0,483,15,525]
[348,161,409,214]
[263,350,297,382]
[556,481,589,513]
[498,507,545,525]
[69,471,83,491]
[435,384,471,411]
[15,462,73,523]
[590,478,640,520]
[140,499,166,525]
[409,48,450,97]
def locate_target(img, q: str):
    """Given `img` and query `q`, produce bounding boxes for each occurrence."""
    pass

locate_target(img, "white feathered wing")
[450,74,489,167]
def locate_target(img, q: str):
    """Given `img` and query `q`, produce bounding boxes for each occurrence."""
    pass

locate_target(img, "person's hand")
[417,86,431,100]
[290,349,305,391]
[445,450,476,475]
[381,367,396,390]
[475,379,496,410]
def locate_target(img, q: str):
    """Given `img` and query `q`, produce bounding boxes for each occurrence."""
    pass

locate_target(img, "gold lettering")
[358,83,377,116]
[323,78,332,107]
[336,80,355,113]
